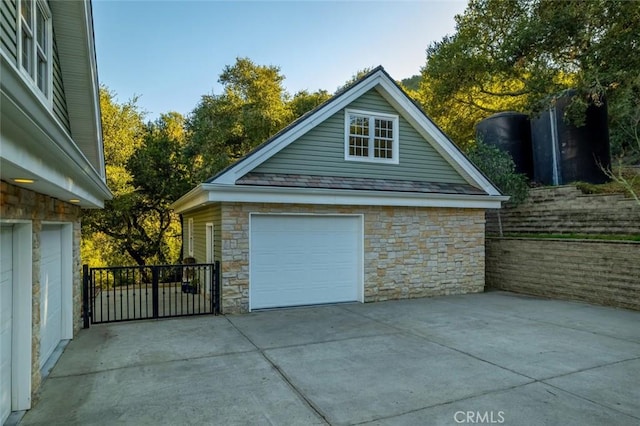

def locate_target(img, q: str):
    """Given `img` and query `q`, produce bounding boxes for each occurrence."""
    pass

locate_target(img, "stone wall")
[486,237,640,311]
[486,186,640,235]
[220,202,485,313]
[0,180,82,398]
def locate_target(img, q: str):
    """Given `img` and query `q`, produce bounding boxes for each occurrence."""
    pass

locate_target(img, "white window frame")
[205,223,214,264]
[17,0,52,102]
[344,109,399,164]
[187,218,194,257]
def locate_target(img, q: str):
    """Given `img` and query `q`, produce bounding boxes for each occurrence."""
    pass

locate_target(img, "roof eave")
[172,183,508,214]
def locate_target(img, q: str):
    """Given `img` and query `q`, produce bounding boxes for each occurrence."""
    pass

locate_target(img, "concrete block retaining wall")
[486,185,640,235]
[486,237,640,311]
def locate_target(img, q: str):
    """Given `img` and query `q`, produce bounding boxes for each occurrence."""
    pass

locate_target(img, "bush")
[466,141,530,206]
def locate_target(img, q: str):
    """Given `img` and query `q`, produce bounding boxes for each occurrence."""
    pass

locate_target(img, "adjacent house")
[0,0,110,421]
[172,67,507,314]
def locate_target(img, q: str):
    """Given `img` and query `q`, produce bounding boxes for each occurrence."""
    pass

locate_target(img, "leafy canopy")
[420,0,640,157]
[83,89,192,266]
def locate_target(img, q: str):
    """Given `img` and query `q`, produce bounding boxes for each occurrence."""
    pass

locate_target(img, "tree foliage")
[83,89,191,266]
[185,58,292,181]
[420,0,640,157]
[336,67,375,93]
[289,89,331,118]
[186,57,332,181]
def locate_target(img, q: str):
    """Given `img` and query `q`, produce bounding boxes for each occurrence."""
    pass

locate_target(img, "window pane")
[37,5,46,52]
[373,119,394,159]
[21,29,32,73]
[349,135,368,157]
[21,0,32,24]
[37,55,47,92]
[349,115,368,137]
[373,138,390,158]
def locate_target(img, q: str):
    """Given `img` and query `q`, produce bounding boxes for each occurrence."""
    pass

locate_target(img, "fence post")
[214,261,221,315]
[152,266,159,319]
[82,264,90,328]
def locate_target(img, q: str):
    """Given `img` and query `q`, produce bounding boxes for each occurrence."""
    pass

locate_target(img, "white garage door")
[40,226,63,369]
[1,226,13,424]
[250,215,361,310]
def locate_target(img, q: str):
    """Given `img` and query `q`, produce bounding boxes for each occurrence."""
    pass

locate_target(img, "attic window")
[345,109,399,164]
[18,0,52,99]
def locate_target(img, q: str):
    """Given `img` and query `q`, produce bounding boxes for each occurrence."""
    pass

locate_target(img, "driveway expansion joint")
[542,380,640,421]
[336,303,538,382]
[351,380,537,425]
[225,317,331,425]
[49,348,260,379]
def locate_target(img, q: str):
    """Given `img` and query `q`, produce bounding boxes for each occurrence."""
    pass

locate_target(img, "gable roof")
[172,66,507,213]
[209,66,499,194]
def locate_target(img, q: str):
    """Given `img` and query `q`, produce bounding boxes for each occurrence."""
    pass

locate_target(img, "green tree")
[82,88,146,266]
[83,89,191,266]
[420,0,640,156]
[336,67,374,93]
[289,89,332,118]
[186,57,294,181]
[186,58,333,182]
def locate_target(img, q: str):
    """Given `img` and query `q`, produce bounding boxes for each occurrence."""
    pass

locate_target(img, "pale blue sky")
[93,0,467,120]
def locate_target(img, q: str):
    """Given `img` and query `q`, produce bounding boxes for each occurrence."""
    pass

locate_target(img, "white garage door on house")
[1,226,13,424]
[250,215,362,310]
[40,226,63,369]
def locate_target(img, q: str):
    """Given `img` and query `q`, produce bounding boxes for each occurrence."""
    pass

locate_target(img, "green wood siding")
[52,34,71,132]
[0,0,17,63]
[253,88,466,184]
[182,204,221,265]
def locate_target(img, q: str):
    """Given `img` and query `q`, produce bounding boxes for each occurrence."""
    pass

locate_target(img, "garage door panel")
[1,226,13,424]
[40,227,63,369]
[250,215,361,310]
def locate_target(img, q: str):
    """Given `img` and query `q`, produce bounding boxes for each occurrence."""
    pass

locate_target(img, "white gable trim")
[172,184,508,214]
[210,68,501,196]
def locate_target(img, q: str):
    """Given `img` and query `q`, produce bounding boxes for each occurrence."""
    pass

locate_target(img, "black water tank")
[530,91,611,185]
[476,111,534,179]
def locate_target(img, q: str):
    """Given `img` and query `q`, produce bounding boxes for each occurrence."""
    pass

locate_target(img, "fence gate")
[82,262,220,327]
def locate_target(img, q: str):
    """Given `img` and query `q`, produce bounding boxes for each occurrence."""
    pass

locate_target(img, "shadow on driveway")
[20,291,640,425]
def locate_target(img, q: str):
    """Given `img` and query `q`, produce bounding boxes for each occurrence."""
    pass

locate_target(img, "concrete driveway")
[20,291,640,425]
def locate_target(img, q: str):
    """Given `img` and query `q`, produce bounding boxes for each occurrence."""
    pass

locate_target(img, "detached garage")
[250,215,363,310]
[173,67,506,314]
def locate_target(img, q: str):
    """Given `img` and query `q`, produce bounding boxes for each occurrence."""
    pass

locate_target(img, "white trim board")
[173,183,508,214]
[1,220,33,413]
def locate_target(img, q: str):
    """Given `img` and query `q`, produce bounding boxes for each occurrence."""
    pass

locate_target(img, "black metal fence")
[83,262,220,327]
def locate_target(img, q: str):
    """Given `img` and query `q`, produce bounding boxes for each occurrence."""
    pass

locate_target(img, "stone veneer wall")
[486,185,640,235]
[219,202,485,313]
[0,180,82,398]
[486,238,640,311]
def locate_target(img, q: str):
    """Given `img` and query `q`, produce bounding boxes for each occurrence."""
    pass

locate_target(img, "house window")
[188,218,194,257]
[345,109,399,164]
[19,0,51,98]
